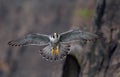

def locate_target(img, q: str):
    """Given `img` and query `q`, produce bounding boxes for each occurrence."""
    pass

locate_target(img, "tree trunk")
[62,0,120,77]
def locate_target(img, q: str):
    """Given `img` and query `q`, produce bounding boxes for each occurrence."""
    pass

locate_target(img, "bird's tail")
[39,43,71,61]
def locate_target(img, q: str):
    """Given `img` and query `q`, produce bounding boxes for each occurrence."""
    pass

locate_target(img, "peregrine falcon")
[8,29,99,61]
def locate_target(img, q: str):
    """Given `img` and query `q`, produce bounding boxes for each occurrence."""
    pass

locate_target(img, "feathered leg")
[56,46,59,55]
[51,47,54,56]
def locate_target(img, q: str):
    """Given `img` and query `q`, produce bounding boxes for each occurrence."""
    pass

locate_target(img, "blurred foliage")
[73,9,94,19]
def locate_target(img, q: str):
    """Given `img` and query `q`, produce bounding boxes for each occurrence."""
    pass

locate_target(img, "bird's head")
[50,33,60,42]
[50,33,60,43]
[52,33,59,39]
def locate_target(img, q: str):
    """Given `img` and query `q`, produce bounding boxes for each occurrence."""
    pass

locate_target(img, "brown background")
[0,0,120,77]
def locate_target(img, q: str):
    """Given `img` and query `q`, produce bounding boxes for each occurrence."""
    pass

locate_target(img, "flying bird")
[8,29,99,61]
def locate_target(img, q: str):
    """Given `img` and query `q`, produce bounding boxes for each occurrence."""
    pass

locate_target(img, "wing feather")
[60,29,99,42]
[8,33,50,46]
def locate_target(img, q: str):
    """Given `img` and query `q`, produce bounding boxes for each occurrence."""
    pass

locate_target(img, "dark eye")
[56,34,58,37]
[53,35,55,38]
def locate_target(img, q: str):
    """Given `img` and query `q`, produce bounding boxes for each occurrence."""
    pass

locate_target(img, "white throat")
[50,37,58,43]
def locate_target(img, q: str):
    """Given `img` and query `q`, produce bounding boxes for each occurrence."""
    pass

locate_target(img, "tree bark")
[62,0,120,77]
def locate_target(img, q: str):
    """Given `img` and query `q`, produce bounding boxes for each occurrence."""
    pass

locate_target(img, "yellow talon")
[56,46,59,55]
[51,48,54,56]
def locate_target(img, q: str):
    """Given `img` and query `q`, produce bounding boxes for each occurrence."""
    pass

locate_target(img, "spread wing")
[60,29,99,43]
[8,33,50,46]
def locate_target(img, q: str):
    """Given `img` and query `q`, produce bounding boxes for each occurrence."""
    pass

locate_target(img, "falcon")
[8,29,99,61]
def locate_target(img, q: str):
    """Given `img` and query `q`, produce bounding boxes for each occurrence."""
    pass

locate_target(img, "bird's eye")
[53,35,55,38]
[56,34,58,38]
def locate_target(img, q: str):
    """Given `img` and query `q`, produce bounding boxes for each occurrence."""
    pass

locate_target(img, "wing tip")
[8,40,15,46]
[8,40,24,47]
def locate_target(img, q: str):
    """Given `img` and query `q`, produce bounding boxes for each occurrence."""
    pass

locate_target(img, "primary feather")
[60,29,99,43]
[8,33,50,46]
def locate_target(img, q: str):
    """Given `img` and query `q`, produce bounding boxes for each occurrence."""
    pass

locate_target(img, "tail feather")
[39,43,71,61]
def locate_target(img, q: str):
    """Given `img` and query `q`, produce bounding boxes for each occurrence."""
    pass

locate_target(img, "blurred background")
[0,0,120,77]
